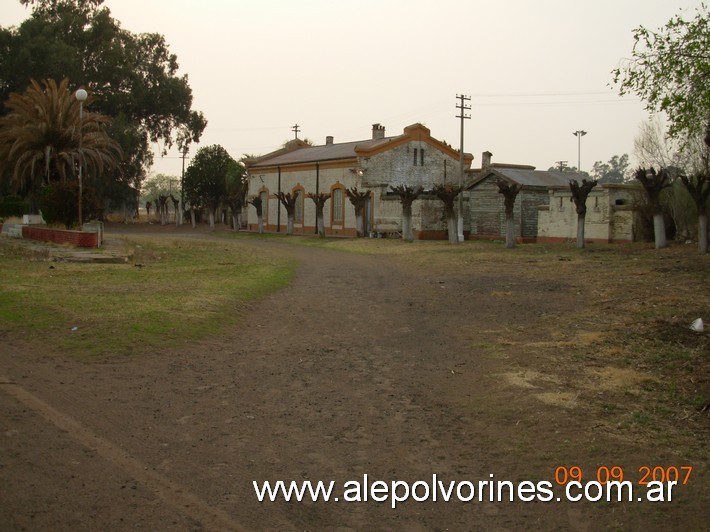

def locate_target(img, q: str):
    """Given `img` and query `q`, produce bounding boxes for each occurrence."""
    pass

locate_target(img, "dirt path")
[0,227,706,530]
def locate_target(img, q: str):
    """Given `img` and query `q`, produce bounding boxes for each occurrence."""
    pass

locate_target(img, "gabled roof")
[467,167,587,190]
[246,123,472,170]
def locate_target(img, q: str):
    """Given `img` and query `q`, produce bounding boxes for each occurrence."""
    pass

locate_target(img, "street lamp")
[572,130,587,172]
[75,88,88,228]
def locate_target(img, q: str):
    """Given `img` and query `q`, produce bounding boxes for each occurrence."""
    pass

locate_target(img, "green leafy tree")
[0,0,207,195]
[183,145,233,231]
[0,78,120,218]
[141,173,180,204]
[612,4,709,142]
[590,154,630,184]
[224,160,247,231]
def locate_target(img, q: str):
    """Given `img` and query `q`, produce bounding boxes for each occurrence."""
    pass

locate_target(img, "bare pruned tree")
[390,185,423,242]
[274,191,298,235]
[169,193,180,227]
[249,196,264,234]
[569,179,598,249]
[307,192,331,238]
[432,184,462,244]
[679,169,710,254]
[345,187,370,237]
[496,180,523,249]
[156,195,169,225]
[635,167,672,249]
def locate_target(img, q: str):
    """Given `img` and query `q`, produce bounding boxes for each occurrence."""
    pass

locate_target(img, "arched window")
[331,185,344,225]
[293,187,305,224]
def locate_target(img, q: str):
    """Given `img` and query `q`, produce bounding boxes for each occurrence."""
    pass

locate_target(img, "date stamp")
[554,465,693,486]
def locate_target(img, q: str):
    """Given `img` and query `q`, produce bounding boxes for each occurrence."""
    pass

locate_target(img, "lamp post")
[75,88,88,228]
[572,130,587,172]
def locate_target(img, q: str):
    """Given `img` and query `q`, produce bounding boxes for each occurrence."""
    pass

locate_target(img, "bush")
[38,182,102,228]
[0,195,28,218]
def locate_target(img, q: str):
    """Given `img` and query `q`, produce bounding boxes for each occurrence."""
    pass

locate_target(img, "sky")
[1,0,704,179]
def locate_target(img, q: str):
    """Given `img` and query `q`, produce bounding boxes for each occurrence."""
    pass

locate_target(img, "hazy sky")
[1,0,704,178]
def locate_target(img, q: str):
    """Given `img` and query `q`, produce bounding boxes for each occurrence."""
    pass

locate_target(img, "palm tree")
[0,78,121,210]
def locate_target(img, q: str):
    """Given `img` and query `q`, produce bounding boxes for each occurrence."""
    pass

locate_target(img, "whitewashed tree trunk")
[355,212,363,237]
[653,213,667,249]
[190,207,196,228]
[699,213,708,254]
[232,215,239,231]
[286,213,294,235]
[316,213,325,238]
[402,204,413,242]
[576,213,586,249]
[257,213,264,234]
[209,210,215,231]
[506,215,516,249]
[447,213,458,244]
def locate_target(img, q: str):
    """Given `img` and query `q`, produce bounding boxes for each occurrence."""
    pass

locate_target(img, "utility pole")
[292,124,301,139]
[456,94,471,242]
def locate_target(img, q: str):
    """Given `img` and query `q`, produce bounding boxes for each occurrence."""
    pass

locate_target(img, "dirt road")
[1,226,706,530]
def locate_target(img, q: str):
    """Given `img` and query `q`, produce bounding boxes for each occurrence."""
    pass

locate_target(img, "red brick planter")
[21,226,99,247]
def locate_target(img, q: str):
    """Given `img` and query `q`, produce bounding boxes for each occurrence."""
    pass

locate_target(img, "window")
[294,189,304,224]
[332,187,344,224]
[413,148,425,166]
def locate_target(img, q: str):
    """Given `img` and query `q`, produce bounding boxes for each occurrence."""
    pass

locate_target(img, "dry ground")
[1,223,708,531]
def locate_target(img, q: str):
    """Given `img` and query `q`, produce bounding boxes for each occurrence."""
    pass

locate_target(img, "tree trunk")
[287,213,294,235]
[506,214,516,249]
[699,213,708,254]
[190,207,196,228]
[653,213,667,249]
[355,211,363,237]
[232,215,239,231]
[316,213,325,238]
[447,209,458,244]
[402,203,413,242]
[576,213,586,249]
[209,210,215,231]
[257,213,264,234]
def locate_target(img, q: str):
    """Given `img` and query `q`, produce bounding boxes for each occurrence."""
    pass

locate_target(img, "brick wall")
[21,226,98,247]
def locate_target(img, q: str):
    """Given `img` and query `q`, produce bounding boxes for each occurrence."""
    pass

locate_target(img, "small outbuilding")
[537,183,640,243]
[465,152,585,242]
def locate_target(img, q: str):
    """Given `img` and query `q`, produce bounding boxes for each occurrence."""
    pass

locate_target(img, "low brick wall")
[21,226,99,247]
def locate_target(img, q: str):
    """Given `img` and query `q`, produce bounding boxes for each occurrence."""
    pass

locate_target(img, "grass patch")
[0,236,295,358]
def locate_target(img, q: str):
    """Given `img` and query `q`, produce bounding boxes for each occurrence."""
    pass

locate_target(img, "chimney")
[325,135,334,145]
[482,151,492,170]
[372,123,386,140]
